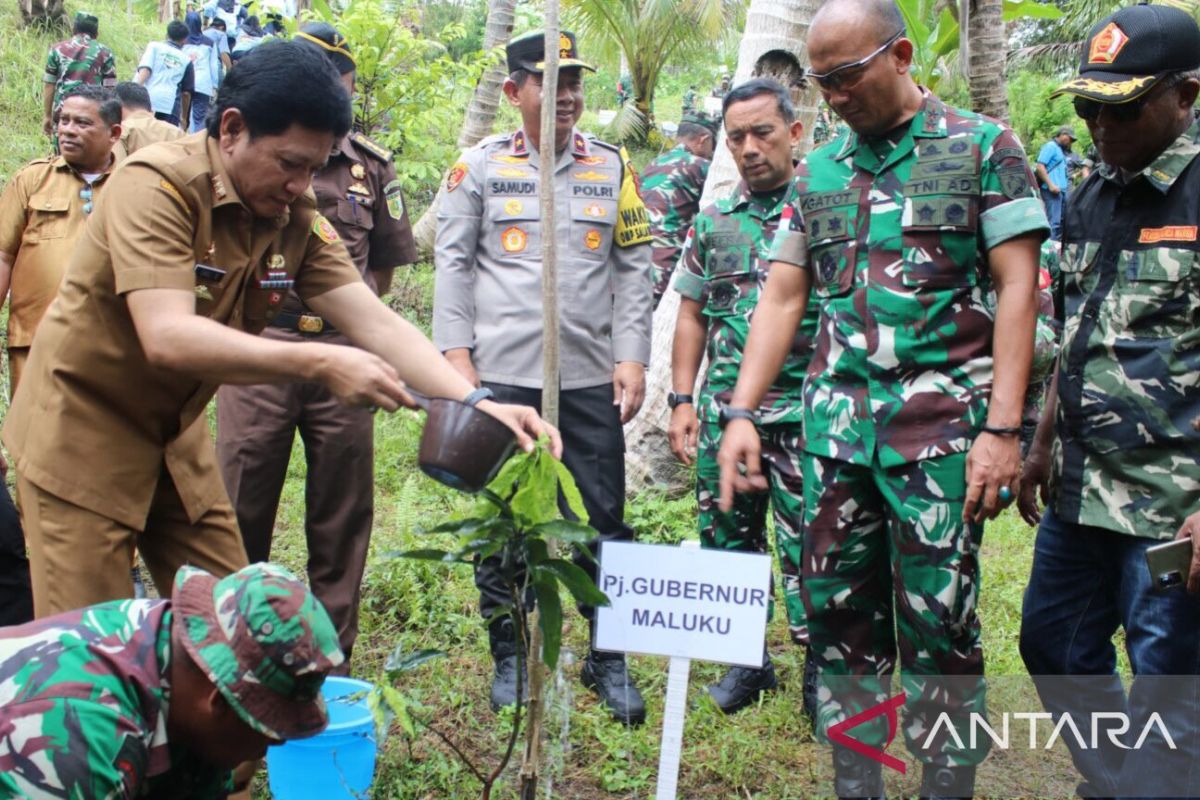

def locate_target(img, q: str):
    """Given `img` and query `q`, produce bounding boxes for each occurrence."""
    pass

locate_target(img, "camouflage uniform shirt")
[641,144,710,299]
[1051,117,1200,540]
[675,180,817,425]
[44,34,118,115]
[0,599,227,798]
[770,90,1048,467]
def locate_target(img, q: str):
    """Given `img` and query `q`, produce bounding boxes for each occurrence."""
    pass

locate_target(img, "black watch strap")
[980,424,1021,437]
[463,387,495,407]
[719,405,758,429]
[668,392,694,409]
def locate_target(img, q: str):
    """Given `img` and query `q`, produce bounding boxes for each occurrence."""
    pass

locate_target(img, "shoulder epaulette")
[476,132,513,150]
[350,131,392,163]
[588,138,621,153]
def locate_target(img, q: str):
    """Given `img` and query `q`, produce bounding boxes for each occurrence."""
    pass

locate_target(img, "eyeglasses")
[79,186,93,215]
[806,30,904,92]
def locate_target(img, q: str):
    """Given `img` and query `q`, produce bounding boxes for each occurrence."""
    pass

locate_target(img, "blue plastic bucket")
[267,675,377,799]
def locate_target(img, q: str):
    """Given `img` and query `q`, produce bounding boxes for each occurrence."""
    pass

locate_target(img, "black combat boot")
[488,617,526,711]
[832,744,886,800]
[707,649,778,714]
[801,645,820,721]
[581,649,646,726]
[919,764,975,800]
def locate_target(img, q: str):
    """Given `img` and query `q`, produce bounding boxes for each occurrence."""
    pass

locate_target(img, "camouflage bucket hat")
[174,563,345,740]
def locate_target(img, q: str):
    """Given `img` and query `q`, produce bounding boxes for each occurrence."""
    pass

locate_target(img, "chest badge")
[496,167,530,178]
[584,229,602,250]
[583,202,606,218]
[350,163,366,180]
[501,226,527,253]
[348,182,371,197]
[504,199,524,215]
[195,284,214,301]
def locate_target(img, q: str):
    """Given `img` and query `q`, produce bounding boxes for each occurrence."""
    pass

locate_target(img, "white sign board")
[593,541,771,668]
[703,96,722,116]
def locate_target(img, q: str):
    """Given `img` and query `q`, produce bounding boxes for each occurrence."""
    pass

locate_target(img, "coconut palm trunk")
[19,0,66,28]
[624,0,823,491]
[411,0,517,253]
[967,0,1009,120]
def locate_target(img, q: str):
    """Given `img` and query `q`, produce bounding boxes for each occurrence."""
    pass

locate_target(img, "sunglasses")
[1073,82,1171,123]
[806,30,904,91]
[79,186,93,215]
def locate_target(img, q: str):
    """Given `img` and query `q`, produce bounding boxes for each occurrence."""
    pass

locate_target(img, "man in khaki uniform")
[3,41,555,618]
[114,81,184,158]
[0,85,122,394]
[217,23,417,667]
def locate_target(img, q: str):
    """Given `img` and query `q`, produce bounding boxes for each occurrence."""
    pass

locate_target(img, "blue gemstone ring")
[998,485,1013,502]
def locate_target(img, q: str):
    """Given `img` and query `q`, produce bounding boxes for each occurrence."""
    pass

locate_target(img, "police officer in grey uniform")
[434,30,653,726]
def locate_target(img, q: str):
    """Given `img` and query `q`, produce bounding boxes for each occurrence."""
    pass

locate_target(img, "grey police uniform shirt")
[433,128,653,390]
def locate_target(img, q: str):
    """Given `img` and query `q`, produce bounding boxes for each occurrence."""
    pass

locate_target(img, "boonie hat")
[295,22,356,75]
[174,563,344,740]
[1052,2,1200,103]
[74,10,98,25]
[681,112,720,139]
[506,30,595,74]
[1055,125,1077,140]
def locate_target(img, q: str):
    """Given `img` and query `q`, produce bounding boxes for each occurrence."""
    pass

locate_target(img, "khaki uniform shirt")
[116,112,186,159]
[2,132,362,529]
[290,131,416,314]
[0,155,116,348]
[433,129,653,389]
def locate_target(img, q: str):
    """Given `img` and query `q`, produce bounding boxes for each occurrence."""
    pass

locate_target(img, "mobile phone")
[1145,538,1194,591]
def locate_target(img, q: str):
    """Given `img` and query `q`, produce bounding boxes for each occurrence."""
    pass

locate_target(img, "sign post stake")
[654,540,698,800]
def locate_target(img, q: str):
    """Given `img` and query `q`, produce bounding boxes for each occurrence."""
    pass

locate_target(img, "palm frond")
[1008,40,1082,73]
[602,101,649,143]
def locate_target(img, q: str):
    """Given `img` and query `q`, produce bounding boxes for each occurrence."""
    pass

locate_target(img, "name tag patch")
[1139,225,1198,244]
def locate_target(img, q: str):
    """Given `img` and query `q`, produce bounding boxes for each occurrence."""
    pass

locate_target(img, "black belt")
[268,311,337,334]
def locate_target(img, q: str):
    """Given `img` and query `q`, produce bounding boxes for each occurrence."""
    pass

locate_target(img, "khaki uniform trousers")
[17,468,248,616]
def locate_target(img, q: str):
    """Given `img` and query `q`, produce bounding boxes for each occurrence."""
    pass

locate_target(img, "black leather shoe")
[801,646,819,721]
[919,764,975,800]
[488,618,527,711]
[581,650,646,726]
[832,744,886,800]
[707,657,778,714]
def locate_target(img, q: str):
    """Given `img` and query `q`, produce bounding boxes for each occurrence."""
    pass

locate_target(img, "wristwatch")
[718,405,759,429]
[463,387,495,407]
[667,392,693,409]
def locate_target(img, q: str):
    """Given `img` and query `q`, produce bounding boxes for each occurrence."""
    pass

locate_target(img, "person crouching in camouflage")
[0,563,343,798]
[668,79,820,716]
[718,0,1048,796]
[641,113,717,305]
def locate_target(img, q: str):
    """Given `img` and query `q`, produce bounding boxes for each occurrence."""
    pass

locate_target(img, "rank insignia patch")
[350,163,366,179]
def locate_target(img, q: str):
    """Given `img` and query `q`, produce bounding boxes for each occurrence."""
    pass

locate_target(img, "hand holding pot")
[475,399,563,458]
[315,346,413,412]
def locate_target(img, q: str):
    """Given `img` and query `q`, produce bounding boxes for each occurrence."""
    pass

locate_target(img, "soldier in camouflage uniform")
[42,12,117,138]
[642,113,717,304]
[717,1,1048,796]
[0,562,343,798]
[1019,7,1200,797]
[669,79,820,715]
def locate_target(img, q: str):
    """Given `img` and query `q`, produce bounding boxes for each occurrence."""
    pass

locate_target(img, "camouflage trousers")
[802,450,988,766]
[697,420,806,645]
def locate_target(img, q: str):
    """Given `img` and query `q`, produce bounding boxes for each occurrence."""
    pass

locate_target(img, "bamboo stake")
[519,7,560,799]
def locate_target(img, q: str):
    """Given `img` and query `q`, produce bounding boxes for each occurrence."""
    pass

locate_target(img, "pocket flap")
[28,192,70,213]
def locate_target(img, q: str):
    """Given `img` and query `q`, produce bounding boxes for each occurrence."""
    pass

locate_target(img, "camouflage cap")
[174,563,345,740]
[681,112,719,138]
[74,10,98,25]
